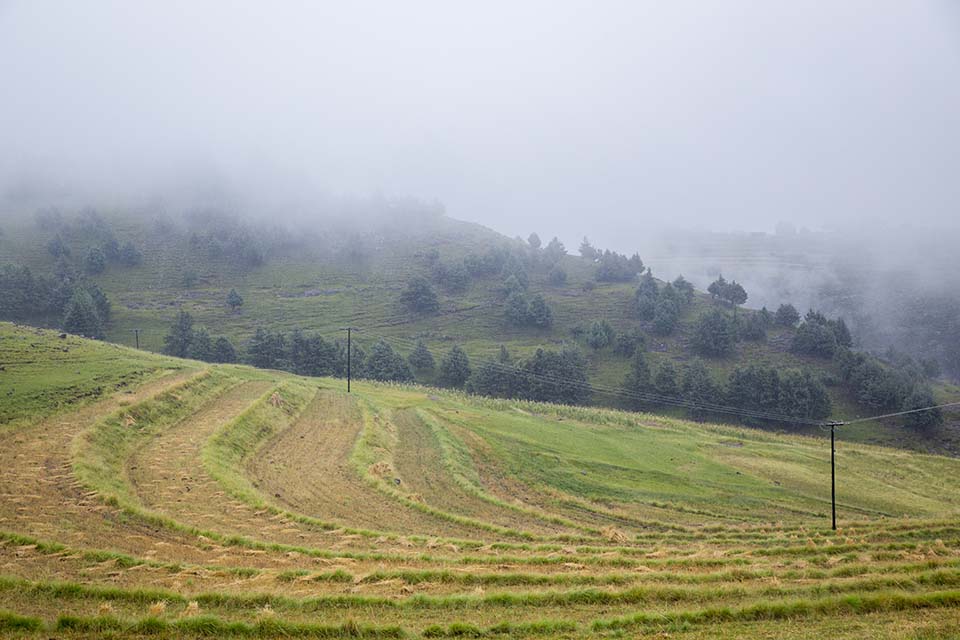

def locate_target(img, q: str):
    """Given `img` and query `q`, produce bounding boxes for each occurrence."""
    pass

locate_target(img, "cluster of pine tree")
[0,262,111,339]
[791,310,852,358]
[635,272,696,336]
[161,311,237,363]
[623,351,832,422]
[185,210,265,269]
[402,233,562,329]
[467,345,592,405]
[706,275,748,311]
[837,348,942,429]
[0,207,157,338]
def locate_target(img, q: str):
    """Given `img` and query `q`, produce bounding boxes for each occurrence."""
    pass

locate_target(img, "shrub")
[84,247,106,275]
[792,321,837,358]
[692,310,736,357]
[586,320,615,350]
[775,303,800,327]
[400,277,440,314]
[739,313,767,341]
[613,329,646,357]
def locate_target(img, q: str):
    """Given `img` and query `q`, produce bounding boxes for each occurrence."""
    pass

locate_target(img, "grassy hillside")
[1,209,958,454]
[1,323,960,638]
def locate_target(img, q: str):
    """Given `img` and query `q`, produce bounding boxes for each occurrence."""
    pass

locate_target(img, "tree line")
[0,262,111,339]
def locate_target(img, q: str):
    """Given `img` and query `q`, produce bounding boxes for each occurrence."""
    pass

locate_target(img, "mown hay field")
[1,323,959,638]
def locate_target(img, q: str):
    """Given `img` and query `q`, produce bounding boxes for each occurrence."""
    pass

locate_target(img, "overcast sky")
[1,1,958,249]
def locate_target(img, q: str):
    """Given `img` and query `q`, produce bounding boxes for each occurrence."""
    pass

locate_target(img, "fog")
[2,1,960,247]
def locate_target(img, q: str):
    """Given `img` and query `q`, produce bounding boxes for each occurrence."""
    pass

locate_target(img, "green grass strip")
[0,609,43,632]
[54,613,404,638]
[72,369,234,508]
[592,589,960,631]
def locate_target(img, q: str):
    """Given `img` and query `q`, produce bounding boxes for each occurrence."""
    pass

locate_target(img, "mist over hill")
[631,225,960,380]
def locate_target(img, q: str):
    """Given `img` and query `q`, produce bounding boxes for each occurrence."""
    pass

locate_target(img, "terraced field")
[2,323,960,638]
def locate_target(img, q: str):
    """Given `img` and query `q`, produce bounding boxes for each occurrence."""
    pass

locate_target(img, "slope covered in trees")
[0,206,957,453]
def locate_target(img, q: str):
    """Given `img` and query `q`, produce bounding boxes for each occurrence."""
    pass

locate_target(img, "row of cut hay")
[5,525,958,602]
[71,369,236,509]
[4,588,960,638]
[415,409,596,536]
[349,400,547,543]
[3,566,959,615]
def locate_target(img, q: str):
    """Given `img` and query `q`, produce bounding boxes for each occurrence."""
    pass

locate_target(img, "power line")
[830,401,960,427]
[387,337,837,426]
[380,332,960,429]
[378,334,825,426]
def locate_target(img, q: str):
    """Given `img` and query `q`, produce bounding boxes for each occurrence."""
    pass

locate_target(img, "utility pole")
[339,327,358,392]
[133,328,142,350]
[826,421,842,531]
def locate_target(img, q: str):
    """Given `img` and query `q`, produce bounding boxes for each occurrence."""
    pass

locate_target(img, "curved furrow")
[0,368,203,550]
[248,390,518,542]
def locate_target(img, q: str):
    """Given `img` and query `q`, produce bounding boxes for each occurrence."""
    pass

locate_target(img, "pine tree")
[681,360,720,418]
[692,309,736,357]
[635,270,658,299]
[119,242,143,266]
[672,275,695,304]
[707,275,727,300]
[527,294,553,328]
[102,237,121,262]
[775,303,801,327]
[439,345,471,388]
[833,317,853,347]
[622,350,652,409]
[504,291,529,326]
[84,247,106,275]
[653,362,679,398]
[162,311,195,358]
[467,359,520,398]
[247,327,285,369]
[520,346,591,404]
[400,276,440,313]
[739,313,767,341]
[725,281,748,313]
[637,293,657,321]
[652,298,680,336]
[190,326,214,361]
[408,339,435,372]
[212,336,237,363]
[63,289,104,339]
[226,288,244,311]
[47,234,70,258]
[579,237,598,260]
[902,385,943,430]
[586,320,615,350]
[365,339,414,382]
[543,237,566,263]
[791,321,838,358]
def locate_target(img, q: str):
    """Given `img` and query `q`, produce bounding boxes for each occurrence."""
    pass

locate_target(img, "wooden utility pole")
[339,327,358,392]
[828,421,840,530]
[133,328,142,350]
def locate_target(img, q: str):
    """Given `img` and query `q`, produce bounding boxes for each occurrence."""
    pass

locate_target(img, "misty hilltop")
[1,204,957,456]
